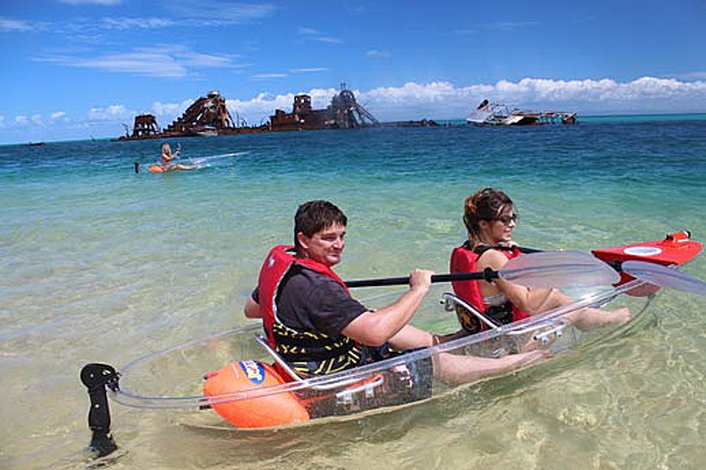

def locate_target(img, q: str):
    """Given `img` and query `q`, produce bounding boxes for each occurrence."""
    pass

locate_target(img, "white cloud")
[297,27,318,35]
[2,15,166,37]
[252,73,289,79]
[51,111,67,120]
[314,37,342,44]
[363,81,468,104]
[100,17,175,30]
[148,98,197,127]
[0,17,35,32]
[4,4,271,39]
[166,1,276,24]
[87,105,130,121]
[152,101,183,117]
[291,68,328,73]
[178,50,239,67]
[366,49,392,58]
[304,88,341,106]
[37,52,185,77]
[487,76,706,104]
[352,77,706,119]
[15,116,29,126]
[34,46,239,78]
[297,26,342,44]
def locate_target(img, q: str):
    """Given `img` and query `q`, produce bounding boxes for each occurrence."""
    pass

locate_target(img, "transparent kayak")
[106,278,653,430]
[79,231,702,459]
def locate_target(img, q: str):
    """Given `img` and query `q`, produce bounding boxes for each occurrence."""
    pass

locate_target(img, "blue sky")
[1,0,705,143]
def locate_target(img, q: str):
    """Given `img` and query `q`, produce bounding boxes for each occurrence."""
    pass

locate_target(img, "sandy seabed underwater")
[2,117,706,469]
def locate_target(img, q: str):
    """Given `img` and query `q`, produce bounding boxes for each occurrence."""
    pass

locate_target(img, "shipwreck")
[466,99,577,126]
[119,85,438,141]
[119,91,268,141]
[270,85,380,131]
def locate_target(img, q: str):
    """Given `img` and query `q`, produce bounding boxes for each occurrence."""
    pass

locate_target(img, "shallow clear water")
[1,118,705,469]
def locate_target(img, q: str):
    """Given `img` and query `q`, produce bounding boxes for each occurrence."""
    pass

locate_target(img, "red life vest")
[257,245,362,376]
[449,243,530,330]
[258,245,349,347]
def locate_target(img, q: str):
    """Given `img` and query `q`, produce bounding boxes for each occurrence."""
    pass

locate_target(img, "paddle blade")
[500,251,620,289]
[622,261,706,295]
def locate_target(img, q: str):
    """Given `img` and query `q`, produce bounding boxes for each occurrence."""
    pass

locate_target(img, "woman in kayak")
[450,187,630,333]
[159,144,197,171]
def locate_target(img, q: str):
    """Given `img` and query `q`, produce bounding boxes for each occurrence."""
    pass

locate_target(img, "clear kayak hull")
[110,279,651,429]
[99,232,702,431]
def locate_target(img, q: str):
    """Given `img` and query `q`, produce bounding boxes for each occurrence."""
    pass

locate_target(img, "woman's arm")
[478,250,570,314]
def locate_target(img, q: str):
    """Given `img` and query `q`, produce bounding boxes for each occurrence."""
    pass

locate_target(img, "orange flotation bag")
[149,165,167,173]
[202,360,310,428]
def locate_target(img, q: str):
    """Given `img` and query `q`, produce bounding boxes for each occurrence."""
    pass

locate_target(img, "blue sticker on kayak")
[239,360,265,384]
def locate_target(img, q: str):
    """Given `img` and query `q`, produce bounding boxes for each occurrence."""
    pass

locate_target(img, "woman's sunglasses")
[496,214,518,226]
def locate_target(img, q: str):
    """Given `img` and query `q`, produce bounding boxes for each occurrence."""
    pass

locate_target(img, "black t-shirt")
[252,266,368,337]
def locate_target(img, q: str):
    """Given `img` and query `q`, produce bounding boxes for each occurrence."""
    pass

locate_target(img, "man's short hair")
[294,200,347,249]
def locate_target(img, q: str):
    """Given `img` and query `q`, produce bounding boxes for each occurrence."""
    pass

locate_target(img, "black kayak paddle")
[345,251,620,289]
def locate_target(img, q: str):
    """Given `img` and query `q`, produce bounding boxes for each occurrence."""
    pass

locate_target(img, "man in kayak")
[244,200,549,391]
[450,187,630,333]
[159,143,197,171]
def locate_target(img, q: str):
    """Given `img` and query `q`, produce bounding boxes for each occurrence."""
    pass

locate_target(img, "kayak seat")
[440,292,500,331]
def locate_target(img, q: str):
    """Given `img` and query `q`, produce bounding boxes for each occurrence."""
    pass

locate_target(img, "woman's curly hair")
[463,187,514,247]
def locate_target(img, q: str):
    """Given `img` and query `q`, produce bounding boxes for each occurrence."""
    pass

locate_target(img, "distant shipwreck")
[119,85,437,141]
[270,87,379,131]
[466,99,577,126]
[119,90,267,141]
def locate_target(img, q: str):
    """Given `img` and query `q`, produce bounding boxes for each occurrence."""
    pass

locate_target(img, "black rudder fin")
[80,363,120,458]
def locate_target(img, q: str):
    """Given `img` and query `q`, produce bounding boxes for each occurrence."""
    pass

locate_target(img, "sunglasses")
[495,214,518,226]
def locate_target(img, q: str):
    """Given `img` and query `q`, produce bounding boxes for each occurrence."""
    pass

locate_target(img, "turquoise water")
[582,112,706,123]
[2,117,706,468]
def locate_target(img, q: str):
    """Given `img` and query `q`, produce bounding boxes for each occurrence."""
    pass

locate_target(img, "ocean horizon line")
[2,111,705,147]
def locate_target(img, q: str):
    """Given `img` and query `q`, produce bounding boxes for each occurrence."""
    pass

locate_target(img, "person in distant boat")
[450,187,630,333]
[244,200,549,396]
[160,143,197,171]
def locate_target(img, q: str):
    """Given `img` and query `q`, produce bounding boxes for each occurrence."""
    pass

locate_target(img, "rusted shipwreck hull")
[119,91,269,141]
